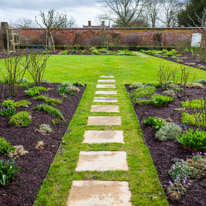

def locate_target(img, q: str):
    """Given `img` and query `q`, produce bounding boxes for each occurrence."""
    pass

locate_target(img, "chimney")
[102,21,105,27]
[88,21,91,27]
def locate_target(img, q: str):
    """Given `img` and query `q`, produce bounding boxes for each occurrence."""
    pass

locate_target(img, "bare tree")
[144,0,162,28]
[60,17,77,28]
[13,18,36,29]
[96,13,114,27]
[35,9,67,50]
[98,0,149,27]
[161,0,186,27]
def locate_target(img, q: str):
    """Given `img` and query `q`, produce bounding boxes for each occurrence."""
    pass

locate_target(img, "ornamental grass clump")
[15,100,32,108]
[34,95,62,105]
[9,111,32,127]
[177,129,206,150]
[0,158,19,186]
[37,104,65,121]
[155,123,182,141]
[0,137,14,155]
[58,82,80,96]
[129,82,144,89]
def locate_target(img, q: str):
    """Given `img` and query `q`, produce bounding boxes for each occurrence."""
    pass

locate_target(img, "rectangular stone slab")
[83,130,124,143]
[95,91,117,95]
[75,151,129,171]
[88,116,121,125]
[98,80,116,83]
[100,75,114,78]
[67,180,132,206]
[94,97,118,103]
[91,105,119,113]
[96,84,116,88]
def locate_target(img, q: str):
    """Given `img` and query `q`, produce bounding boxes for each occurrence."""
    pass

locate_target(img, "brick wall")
[12,27,200,47]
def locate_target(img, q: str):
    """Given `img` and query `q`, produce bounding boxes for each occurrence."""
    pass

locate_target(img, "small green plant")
[181,112,206,128]
[25,87,40,97]
[129,82,144,89]
[177,129,206,150]
[36,86,48,92]
[0,158,19,185]
[130,86,156,103]
[37,104,65,121]
[146,82,162,88]
[143,116,165,130]
[9,111,32,127]
[52,118,64,125]
[0,137,14,155]
[2,99,16,109]
[34,96,62,105]
[15,100,32,108]
[38,124,53,134]
[136,99,152,106]
[152,94,174,106]
[155,123,182,141]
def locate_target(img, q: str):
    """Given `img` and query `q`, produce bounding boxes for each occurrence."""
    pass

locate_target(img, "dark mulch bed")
[126,85,206,206]
[0,83,85,206]
[148,52,206,71]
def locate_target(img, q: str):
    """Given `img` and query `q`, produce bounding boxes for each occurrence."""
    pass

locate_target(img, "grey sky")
[0,0,104,27]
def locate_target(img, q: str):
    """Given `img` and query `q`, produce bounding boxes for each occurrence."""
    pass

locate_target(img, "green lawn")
[1,54,205,205]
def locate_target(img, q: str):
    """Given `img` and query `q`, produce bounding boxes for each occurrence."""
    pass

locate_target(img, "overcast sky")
[0,0,105,27]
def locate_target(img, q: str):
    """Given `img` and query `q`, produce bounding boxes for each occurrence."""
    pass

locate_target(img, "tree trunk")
[47,32,55,50]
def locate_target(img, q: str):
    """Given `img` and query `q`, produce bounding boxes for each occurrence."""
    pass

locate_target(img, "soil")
[126,85,206,206]
[0,83,85,206]
[148,52,206,71]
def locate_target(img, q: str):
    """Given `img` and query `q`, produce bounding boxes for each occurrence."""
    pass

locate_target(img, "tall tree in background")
[98,0,149,27]
[178,0,206,27]
[13,18,36,28]
[161,0,186,27]
[145,0,162,27]
[36,9,67,50]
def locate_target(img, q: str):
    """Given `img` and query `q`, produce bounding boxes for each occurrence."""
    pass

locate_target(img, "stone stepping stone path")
[67,75,132,205]
[91,105,119,113]
[94,97,118,102]
[96,84,116,88]
[67,181,132,206]
[75,151,128,171]
[95,91,117,95]
[83,130,124,143]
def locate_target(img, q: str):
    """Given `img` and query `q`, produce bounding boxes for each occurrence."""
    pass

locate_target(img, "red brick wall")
[13,27,198,46]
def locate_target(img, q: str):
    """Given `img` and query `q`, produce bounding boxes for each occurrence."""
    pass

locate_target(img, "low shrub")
[130,86,156,103]
[143,116,165,130]
[152,94,174,106]
[0,158,19,185]
[129,82,144,89]
[181,99,205,110]
[58,83,80,96]
[162,90,175,96]
[177,129,206,150]
[195,79,206,85]
[185,83,203,88]
[37,104,65,121]
[9,111,32,127]
[15,100,32,108]
[73,81,85,87]
[0,99,16,117]
[155,123,182,141]
[0,137,14,155]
